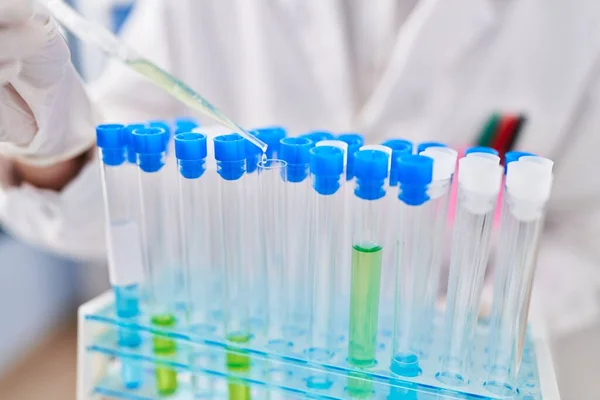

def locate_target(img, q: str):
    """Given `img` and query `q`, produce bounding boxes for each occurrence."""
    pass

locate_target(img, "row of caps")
[96,120,546,202]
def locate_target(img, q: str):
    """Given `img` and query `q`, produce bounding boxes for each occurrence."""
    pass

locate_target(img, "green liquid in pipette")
[126,59,267,153]
[226,333,252,400]
[151,314,178,396]
[348,244,382,367]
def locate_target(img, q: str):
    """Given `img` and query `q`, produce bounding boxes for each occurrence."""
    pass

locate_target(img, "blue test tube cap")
[354,149,389,200]
[132,127,169,173]
[124,124,146,164]
[175,133,208,179]
[465,146,499,156]
[309,145,344,195]
[382,139,414,186]
[214,133,246,180]
[338,133,365,180]
[397,155,433,206]
[301,131,335,144]
[149,120,172,148]
[174,117,199,134]
[251,126,287,158]
[96,124,127,166]
[280,137,313,182]
[417,141,447,154]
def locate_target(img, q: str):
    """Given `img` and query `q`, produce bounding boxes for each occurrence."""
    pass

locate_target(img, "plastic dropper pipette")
[37,0,268,154]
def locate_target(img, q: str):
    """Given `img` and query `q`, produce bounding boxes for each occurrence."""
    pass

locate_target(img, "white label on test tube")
[107,221,145,286]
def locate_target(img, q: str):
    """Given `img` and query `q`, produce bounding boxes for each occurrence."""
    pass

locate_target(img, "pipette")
[37,0,268,154]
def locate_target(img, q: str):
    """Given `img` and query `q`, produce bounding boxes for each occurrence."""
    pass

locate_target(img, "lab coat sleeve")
[0,0,182,260]
[0,158,106,261]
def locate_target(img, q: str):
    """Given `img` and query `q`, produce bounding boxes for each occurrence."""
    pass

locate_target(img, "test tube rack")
[77,292,560,400]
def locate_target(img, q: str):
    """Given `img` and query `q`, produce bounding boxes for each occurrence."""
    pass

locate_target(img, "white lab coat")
[1,0,599,337]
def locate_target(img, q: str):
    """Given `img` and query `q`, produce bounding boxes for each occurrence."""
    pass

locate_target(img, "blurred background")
[0,1,598,399]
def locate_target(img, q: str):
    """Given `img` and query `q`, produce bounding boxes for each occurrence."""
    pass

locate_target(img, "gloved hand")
[0,0,98,166]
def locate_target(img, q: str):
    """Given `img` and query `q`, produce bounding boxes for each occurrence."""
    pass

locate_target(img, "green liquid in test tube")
[152,314,178,396]
[346,149,389,397]
[348,244,383,366]
[132,127,181,396]
[226,333,252,400]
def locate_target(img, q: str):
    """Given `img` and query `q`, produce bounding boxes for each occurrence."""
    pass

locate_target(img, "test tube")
[251,126,287,159]
[381,139,414,315]
[96,124,144,389]
[259,159,288,346]
[174,133,212,331]
[306,145,346,363]
[174,132,216,396]
[279,137,314,341]
[213,134,253,357]
[484,158,553,395]
[391,155,434,377]
[416,147,458,350]
[132,126,179,396]
[437,155,503,386]
[244,138,268,332]
[315,140,350,343]
[348,149,389,367]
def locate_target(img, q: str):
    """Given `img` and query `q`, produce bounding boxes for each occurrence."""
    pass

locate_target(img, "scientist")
[0,0,599,338]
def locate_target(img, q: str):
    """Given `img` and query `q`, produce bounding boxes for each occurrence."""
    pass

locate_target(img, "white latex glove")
[0,0,97,166]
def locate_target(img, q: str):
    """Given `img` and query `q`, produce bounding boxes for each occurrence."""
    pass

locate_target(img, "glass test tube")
[132,126,179,396]
[348,149,389,368]
[315,141,352,343]
[244,139,268,333]
[415,147,458,353]
[213,134,253,358]
[307,145,346,362]
[174,132,217,397]
[96,124,145,389]
[437,156,503,386]
[484,158,553,395]
[279,137,314,341]
[175,133,212,331]
[391,155,433,377]
[337,134,365,343]
[380,139,413,315]
[258,159,288,346]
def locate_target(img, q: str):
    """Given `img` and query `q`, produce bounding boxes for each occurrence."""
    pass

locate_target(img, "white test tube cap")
[517,155,554,173]
[506,159,554,203]
[466,151,501,165]
[458,156,503,214]
[316,140,349,170]
[360,144,393,173]
[420,147,458,181]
